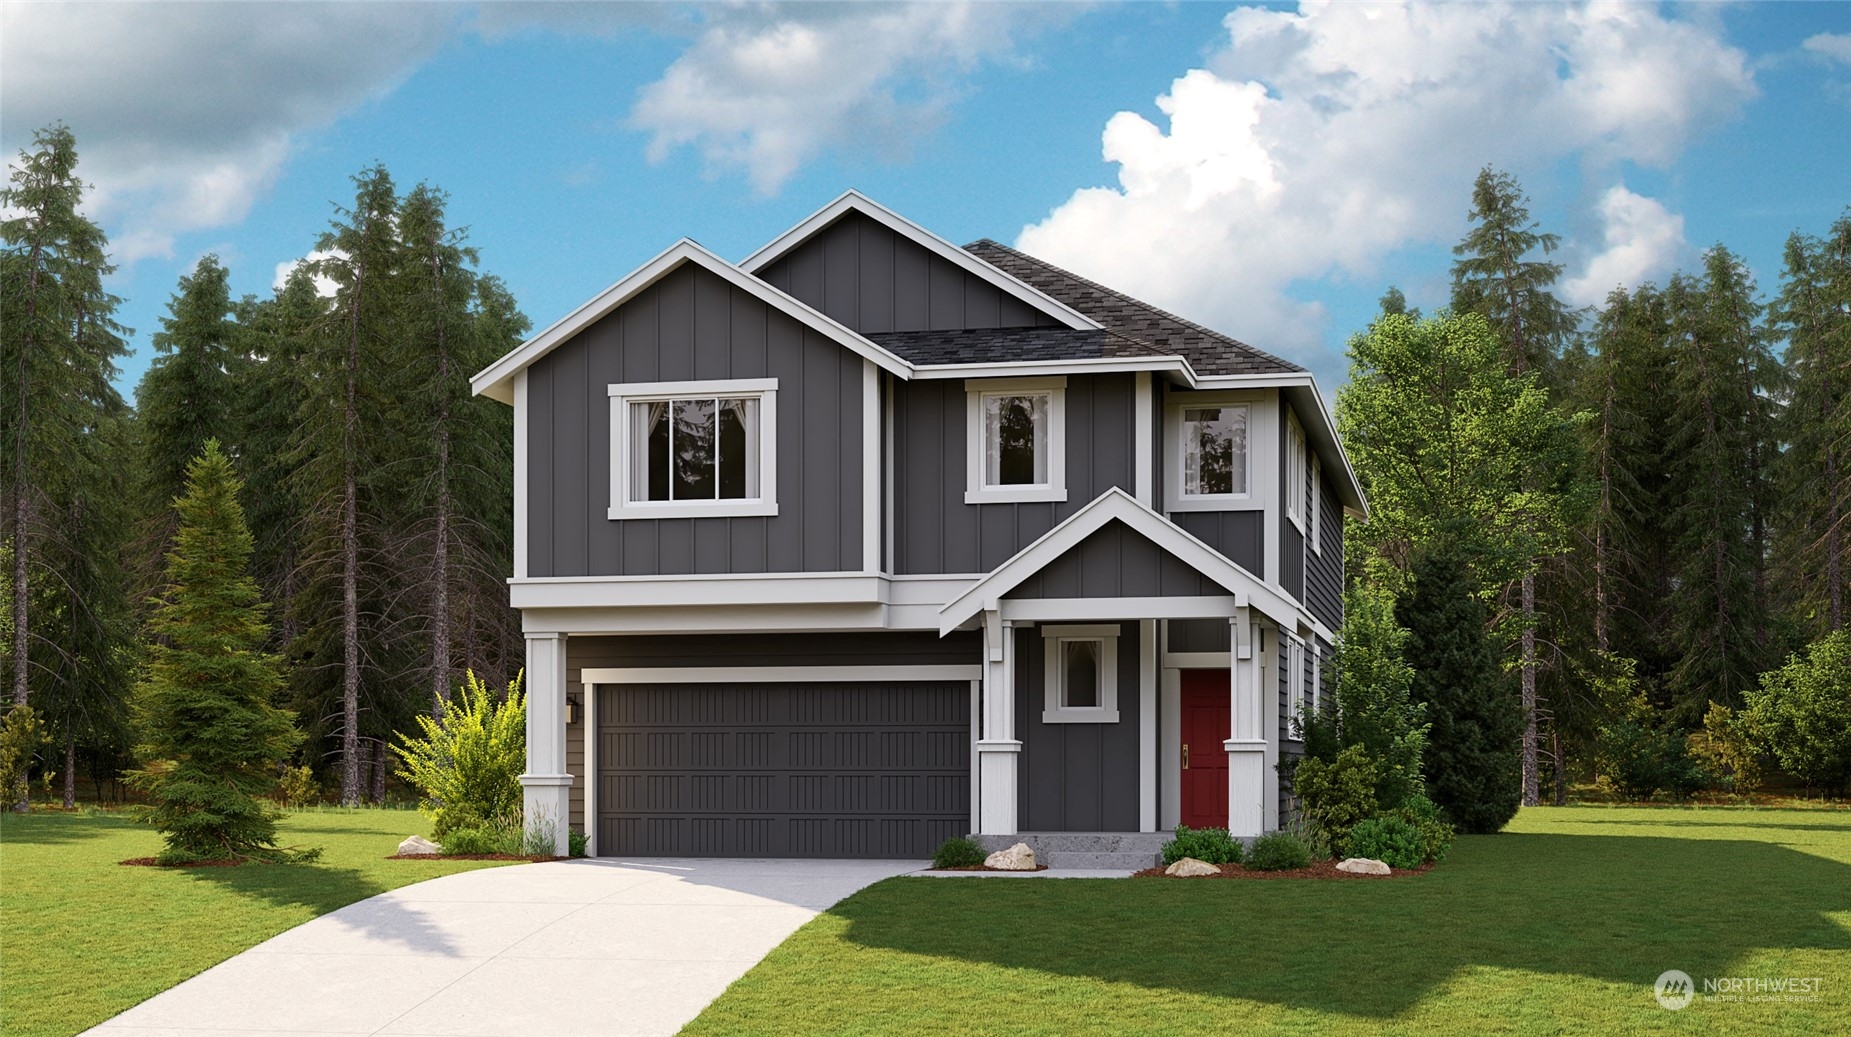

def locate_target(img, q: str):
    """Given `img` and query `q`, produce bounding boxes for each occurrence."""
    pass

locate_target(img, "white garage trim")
[579,665,983,684]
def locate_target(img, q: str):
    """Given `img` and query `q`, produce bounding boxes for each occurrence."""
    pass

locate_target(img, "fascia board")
[739,189,1104,332]
[471,238,914,403]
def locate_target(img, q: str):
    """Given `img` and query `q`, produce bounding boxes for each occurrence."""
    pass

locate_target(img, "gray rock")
[1336,857,1391,875]
[397,834,442,856]
[1164,856,1221,877]
[983,842,1038,870]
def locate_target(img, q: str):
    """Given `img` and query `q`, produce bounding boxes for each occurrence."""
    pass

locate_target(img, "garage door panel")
[596,681,970,858]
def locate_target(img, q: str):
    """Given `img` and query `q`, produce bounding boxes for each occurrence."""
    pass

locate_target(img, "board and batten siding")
[526,261,862,577]
[893,373,1138,574]
[1007,520,1223,599]
[756,210,1063,334]
[1015,622,1142,832]
[1170,512,1264,579]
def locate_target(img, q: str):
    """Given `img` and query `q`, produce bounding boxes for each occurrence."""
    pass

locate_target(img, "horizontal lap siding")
[757,210,1062,334]
[896,374,1137,574]
[1305,465,1344,630]
[1016,622,1141,832]
[526,262,860,576]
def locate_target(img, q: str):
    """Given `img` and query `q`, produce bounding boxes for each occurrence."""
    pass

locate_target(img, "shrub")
[1687,702,1762,794]
[1347,815,1425,870]
[932,836,987,869]
[568,827,589,858]
[395,670,526,838]
[1290,745,1379,854]
[1393,794,1454,862]
[1743,632,1851,797]
[1162,824,1244,866]
[1245,830,1311,871]
[276,765,319,808]
[1599,716,1711,801]
[442,815,525,856]
[0,704,48,809]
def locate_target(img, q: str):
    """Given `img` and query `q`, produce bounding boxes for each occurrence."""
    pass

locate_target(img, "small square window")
[1042,625,1119,723]
[966,378,1067,503]
[609,379,777,519]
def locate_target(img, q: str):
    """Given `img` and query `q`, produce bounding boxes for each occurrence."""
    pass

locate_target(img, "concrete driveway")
[81,857,922,1037]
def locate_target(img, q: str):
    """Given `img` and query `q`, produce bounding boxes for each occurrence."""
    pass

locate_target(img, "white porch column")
[1224,609,1267,838]
[975,609,1021,834]
[520,632,573,856]
[1139,618,1158,832]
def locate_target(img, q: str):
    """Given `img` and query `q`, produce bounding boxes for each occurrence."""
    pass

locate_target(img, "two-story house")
[471,192,1365,859]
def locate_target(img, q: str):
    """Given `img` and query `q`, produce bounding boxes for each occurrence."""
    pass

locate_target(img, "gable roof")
[963,239,1303,377]
[469,238,911,404]
[938,487,1299,634]
[740,190,1103,333]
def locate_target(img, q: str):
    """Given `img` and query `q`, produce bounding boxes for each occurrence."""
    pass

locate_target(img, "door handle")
[1182,742,1189,769]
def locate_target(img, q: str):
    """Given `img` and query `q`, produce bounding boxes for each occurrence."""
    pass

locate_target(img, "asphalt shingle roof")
[868,326,1172,367]
[962,238,1303,376]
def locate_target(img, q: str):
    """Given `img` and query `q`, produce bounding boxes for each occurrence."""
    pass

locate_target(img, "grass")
[0,807,518,1037]
[685,806,1851,1036]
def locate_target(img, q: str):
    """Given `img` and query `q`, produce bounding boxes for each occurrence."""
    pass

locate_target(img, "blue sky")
[4,2,1848,398]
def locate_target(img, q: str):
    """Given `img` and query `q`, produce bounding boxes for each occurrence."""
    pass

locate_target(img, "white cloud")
[1,2,457,261]
[630,3,1062,195]
[1562,185,1686,306]
[272,250,343,299]
[1803,32,1851,65]
[1017,2,1754,375]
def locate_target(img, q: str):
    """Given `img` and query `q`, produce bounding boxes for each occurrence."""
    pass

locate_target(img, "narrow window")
[1061,639,1101,708]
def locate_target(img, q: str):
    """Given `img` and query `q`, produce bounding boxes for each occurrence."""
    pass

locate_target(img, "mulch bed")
[1133,859,1434,880]
[930,864,1051,873]
[385,853,566,862]
[120,857,246,868]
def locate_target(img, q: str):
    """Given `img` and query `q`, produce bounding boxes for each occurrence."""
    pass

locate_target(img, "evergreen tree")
[1398,539,1522,834]
[1449,167,1582,806]
[137,254,240,550]
[1773,213,1851,637]
[133,441,304,863]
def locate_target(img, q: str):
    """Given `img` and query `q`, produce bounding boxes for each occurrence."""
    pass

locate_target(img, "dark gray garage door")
[595,681,970,858]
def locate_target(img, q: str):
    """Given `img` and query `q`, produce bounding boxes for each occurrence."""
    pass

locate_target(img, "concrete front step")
[972,832,1171,870]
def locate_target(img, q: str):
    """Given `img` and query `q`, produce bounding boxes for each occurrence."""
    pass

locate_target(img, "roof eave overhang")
[1195,372,1369,519]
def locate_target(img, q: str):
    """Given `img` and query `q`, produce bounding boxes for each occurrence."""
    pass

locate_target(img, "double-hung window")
[1042,624,1120,723]
[966,377,1066,503]
[1285,410,1307,532]
[608,379,777,519]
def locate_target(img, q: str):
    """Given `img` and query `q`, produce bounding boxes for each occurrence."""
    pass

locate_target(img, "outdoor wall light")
[565,693,581,726]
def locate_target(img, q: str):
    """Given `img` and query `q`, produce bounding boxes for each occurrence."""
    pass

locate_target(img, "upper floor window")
[965,376,1067,504]
[1285,410,1307,532]
[1165,390,1258,512]
[608,379,778,520]
[1310,452,1323,555]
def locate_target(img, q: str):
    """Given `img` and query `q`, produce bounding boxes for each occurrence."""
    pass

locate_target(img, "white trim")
[582,677,597,857]
[1163,651,1232,669]
[912,356,1193,381]
[1311,641,1322,713]
[1286,632,1306,729]
[739,189,1103,332]
[1134,372,1153,505]
[965,376,1067,504]
[862,360,879,574]
[521,603,893,634]
[513,369,529,579]
[883,373,896,575]
[969,679,982,834]
[511,573,881,609]
[471,238,911,403]
[1001,597,1239,622]
[1164,389,1264,512]
[1159,658,1181,830]
[1139,618,1157,832]
[580,664,982,684]
[939,487,1297,634]
[1196,373,1367,519]
[1041,624,1120,724]
[1285,408,1307,533]
[607,379,779,520]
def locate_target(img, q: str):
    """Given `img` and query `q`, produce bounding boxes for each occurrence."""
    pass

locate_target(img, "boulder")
[1164,856,1221,877]
[1336,857,1391,875]
[983,842,1038,870]
[398,835,442,856]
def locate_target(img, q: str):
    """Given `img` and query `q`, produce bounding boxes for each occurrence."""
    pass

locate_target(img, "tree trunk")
[61,727,75,810]
[371,738,387,804]
[1551,725,1566,806]
[339,262,363,808]
[1521,572,1538,807]
[430,291,451,719]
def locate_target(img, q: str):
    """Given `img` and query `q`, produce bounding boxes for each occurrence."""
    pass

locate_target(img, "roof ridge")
[964,238,1304,374]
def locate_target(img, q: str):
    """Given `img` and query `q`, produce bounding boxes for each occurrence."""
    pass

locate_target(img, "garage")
[594,680,971,858]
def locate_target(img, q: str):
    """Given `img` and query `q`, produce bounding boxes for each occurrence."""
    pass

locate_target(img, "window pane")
[1183,406,1247,495]
[672,398,716,500]
[634,401,670,502]
[986,393,1047,486]
[716,398,753,499]
[1063,640,1100,708]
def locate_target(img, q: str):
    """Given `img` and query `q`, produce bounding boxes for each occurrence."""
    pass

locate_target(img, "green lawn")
[685,806,1851,1036]
[0,808,517,1037]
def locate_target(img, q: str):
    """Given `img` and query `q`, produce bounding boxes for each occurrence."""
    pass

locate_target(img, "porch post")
[1139,618,1158,832]
[520,632,573,856]
[975,608,1020,834]
[1225,609,1266,838]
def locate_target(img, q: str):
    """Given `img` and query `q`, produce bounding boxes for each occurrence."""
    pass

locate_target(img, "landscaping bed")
[1132,859,1432,879]
[929,864,1050,873]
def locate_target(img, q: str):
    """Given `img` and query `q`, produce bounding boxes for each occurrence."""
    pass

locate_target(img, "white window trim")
[1287,634,1306,720]
[1310,642,1321,713]
[1285,409,1307,533]
[965,376,1067,504]
[1310,452,1323,555]
[1164,389,1265,513]
[1041,623,1119,724]
[607,378,779,520]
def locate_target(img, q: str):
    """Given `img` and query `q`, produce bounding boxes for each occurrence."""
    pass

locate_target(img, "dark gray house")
[471,192,1366,858]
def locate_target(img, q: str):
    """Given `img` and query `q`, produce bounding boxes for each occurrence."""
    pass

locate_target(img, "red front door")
[1180,669,1231,829]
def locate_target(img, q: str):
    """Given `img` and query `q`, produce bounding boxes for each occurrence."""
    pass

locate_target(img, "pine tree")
[1449,167,1583,807]
[1398,539,1522,834]
[133,441,305,863]
[137,254,240,546]
[1773,213,1851,637]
